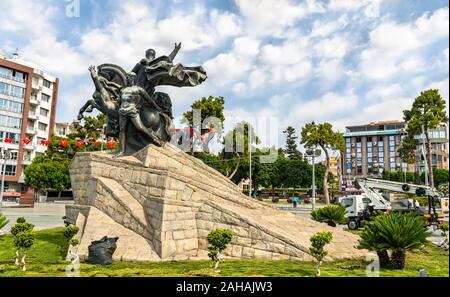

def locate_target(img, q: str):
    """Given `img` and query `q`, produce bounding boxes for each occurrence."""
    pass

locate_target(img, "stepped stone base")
[67,143,367,262]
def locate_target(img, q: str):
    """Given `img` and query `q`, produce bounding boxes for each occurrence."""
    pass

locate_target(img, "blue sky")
[0,0,448,149]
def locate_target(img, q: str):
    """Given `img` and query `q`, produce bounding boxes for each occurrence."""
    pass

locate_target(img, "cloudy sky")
[0,0,448,149]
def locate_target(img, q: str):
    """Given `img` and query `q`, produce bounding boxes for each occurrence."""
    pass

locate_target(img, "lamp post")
[306,148,322,210]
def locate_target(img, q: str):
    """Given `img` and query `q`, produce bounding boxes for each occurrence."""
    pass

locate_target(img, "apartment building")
[0,52,58,207]
[342,120,449,180]
[54,122,75,138]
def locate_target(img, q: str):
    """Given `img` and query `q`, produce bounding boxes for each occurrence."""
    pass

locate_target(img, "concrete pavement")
[0,202,68,232]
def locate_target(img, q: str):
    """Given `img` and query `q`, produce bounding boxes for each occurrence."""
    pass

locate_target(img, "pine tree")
[283,126,303,160]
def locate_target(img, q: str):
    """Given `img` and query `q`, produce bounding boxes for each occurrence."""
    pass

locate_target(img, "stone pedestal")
[67,143,366,262]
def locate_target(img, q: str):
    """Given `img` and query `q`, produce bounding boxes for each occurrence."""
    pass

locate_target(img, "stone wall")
[68,143,367,262]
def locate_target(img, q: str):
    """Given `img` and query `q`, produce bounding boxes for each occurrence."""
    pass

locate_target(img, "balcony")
[30,96,39,105]
[22,158,32,165]
[28,112,37,120]
[26,128,36,135]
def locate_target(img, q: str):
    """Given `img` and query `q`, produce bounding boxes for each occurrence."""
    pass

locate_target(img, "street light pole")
[248,128,252,198]
[312,153,316,211]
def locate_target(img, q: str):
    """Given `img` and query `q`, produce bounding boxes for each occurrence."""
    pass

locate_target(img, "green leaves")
[300,122,344,152]
[358,212,431,253]
[311,205,348,227]
[309,231,333,262]
[63,226,79,241]
[207,228,233,254]
[11,218,35,251]
[23,156,71,192]
[182,95,225,128]
[0,213,9,231]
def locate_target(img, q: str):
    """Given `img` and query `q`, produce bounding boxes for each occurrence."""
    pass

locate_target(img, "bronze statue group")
[78,43,207,156]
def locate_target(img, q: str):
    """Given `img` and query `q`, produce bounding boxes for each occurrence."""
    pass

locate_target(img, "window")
[390,146,395,152]
[43,79,52,88]
[0,131,20,144]
[5,165,16,176]
[389,135,395,141]
[38,122,48,131]
[0,98,23,113]
[368,152,373,158]
[40,108,49,117]
[0,82,24,98]
[41,94,51,102]
[341,198,353,208]
[0,115,21,129]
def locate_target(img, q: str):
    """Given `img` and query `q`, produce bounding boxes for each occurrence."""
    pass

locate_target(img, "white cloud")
[235,0,307,36]
[360,7,449,80]
[310,14,349,37]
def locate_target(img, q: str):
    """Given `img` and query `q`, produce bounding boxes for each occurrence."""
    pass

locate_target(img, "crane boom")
[357,178,442,197]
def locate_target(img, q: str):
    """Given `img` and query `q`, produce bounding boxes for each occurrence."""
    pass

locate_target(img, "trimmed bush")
[207,228,233,273]
[309,231,333,276]
[311,205,347,227]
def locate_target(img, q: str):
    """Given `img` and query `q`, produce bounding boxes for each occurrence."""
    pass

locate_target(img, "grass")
[0,227,448,277]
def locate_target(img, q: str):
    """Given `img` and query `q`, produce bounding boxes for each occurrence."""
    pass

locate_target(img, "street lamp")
[306,148,322,210]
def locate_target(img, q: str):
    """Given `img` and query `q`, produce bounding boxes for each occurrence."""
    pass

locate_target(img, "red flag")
[23,138,32,145]
[41,139,49,146]
[4,138,13,143]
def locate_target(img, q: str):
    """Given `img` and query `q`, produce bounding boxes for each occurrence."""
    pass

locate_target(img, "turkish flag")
[4,138,13,143]
[23,138,32,144]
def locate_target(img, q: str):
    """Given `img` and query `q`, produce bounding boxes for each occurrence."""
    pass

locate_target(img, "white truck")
[339,178,446,230]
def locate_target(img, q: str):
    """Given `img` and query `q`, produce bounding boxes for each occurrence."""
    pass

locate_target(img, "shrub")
[272,197,279,203]
[309,231,333,276]
[11,218,35,271]
[64,225,80,247]
[358,212,430,269]
[311,205,347,227]
[0,212,9,232]
[207,228,233,273]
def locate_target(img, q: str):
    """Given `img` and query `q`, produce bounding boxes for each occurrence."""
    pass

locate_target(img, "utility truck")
[339,178,446,230]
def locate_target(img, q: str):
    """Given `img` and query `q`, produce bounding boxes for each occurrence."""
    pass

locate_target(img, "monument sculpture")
[67,43,366,262]
[78,43,207,155]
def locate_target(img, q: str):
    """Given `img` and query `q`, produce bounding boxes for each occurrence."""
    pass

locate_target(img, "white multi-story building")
[0,51,58,207]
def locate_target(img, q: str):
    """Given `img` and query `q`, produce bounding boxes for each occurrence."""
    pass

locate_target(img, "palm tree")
[358,212,430,269]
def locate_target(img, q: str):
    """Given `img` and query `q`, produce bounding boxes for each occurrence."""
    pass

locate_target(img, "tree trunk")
[321,145,330,204]
[58,191,62,200]
[337,152,343,192]
[214,250,221,273]
[21,250,27,272]
[14,250,19,266]
[228,153,240,180]
[377,250,391,268]
[316,260,322,276]
[424,131,434,188]
[391,250,406,269]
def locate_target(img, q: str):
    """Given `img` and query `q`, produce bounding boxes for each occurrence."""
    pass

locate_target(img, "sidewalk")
[0,202,67,232]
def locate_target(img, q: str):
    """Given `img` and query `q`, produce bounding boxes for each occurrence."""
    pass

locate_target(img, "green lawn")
[0,227,448,277]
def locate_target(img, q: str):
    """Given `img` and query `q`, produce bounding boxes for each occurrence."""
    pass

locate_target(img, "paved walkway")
[0,203,68,232]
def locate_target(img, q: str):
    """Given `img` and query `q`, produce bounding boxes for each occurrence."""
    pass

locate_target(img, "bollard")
[418,269,427,277]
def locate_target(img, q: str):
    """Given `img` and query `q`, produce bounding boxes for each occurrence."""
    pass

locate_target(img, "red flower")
[58,140,68,148]
[106,141,117,149]
[23,138,32,145]
[4,138,13,143]
[75,140,84,148]
[94,141,101,146]
[41,139,50,146]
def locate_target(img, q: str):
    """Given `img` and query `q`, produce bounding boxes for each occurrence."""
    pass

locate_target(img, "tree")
[221,121,259,184]
[253,147,282,196]
[207,228,233,273]
[309,231,333,276]
[70,113,106,141]
[311,205,347,227]
[301,122,344,204]
[24,156,71,198]
[182,96,225,129]
[358,212,430,269]
[283,126,302,160]
[402,89,448,188]
[10,218,35,271]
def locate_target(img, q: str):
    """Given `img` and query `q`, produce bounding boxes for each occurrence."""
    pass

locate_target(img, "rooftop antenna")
[12,48,19,59]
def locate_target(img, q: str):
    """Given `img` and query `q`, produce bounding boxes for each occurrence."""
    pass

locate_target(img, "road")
[0,203,67,232]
